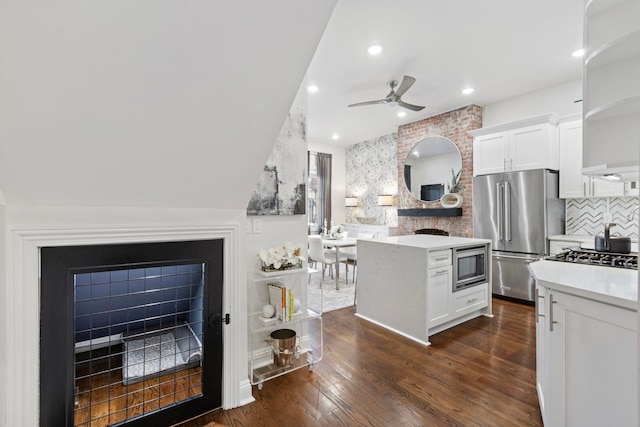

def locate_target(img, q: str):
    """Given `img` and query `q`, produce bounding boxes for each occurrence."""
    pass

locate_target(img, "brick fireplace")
[396,104,483,237]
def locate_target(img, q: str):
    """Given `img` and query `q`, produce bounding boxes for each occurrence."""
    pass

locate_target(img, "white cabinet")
[247,269,322,390]
[470,114,560,177]
[558,118,638,198]
[558,119,588,198]
[452,283,488,317]
[582,0,640,180]
[534,286,550,426]
[427,249,452,328]
[473,132,509,175]
[536,285,638,427]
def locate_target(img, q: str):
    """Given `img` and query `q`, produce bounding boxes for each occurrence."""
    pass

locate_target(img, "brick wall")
[397,105,483,237]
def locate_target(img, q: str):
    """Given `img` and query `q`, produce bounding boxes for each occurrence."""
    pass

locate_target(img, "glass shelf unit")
[247,269,323,390]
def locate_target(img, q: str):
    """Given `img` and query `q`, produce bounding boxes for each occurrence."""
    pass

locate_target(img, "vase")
[440,192,463,208]
[258,260,303,276]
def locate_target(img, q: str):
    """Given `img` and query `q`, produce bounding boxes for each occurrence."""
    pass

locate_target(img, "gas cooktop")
[547,249,638,270]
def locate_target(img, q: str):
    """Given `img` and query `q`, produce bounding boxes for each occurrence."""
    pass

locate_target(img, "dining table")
[321,236,357,290]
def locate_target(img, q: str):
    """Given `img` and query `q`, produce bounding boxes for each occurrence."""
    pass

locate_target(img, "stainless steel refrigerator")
[473,169,564,302]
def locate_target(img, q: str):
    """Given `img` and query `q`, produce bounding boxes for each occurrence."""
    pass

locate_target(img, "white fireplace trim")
[5,224,252,427]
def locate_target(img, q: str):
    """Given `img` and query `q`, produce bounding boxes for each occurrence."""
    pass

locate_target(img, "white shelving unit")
[582,0,640,179]
[247,268,322,390]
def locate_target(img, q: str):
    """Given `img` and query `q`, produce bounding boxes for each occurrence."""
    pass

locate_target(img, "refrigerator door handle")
[504,181,511,242]
[496,182,504,241]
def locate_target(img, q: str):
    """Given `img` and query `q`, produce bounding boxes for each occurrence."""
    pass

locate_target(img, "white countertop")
[529,260,638,310]
[367,234,491,250]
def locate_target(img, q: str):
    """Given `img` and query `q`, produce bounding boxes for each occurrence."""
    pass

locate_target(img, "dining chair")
[308,235,348,286]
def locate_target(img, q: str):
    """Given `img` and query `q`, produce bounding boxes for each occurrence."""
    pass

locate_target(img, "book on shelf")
[267,281,298,322]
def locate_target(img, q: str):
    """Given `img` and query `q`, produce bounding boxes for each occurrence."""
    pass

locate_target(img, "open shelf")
[249,309,321,333]
[248,268,323,390]
[398,208,463,217]
[584,95,640,121]
[586,31,640,70]
[250,349,321,388]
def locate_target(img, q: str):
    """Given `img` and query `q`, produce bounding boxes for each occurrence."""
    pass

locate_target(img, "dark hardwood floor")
[177,298,542,427]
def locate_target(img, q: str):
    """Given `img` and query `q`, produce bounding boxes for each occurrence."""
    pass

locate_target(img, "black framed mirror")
[404,136,462,202]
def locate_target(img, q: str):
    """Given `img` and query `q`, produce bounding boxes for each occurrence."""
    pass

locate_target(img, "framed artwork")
[247,107,306,215]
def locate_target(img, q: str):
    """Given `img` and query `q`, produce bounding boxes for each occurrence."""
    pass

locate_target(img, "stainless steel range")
[547,249,638,270]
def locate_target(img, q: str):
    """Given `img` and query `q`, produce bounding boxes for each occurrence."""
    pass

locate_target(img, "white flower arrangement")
[258,242,305,271]
[334,224,346,234]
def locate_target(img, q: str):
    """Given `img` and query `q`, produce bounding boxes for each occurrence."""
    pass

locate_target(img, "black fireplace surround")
[40,239,224,427]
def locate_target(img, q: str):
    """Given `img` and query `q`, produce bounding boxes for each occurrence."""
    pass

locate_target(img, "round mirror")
[403,136,462,202]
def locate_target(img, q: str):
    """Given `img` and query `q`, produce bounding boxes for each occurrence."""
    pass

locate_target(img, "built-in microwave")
[452,245,488,292]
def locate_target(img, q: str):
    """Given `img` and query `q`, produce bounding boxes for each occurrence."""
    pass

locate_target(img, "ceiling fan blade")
[398,100,425,111]
[394,75,416,97]
[348,99,386,108]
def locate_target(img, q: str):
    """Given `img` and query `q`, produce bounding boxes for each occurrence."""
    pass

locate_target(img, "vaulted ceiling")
[0,0,337,208]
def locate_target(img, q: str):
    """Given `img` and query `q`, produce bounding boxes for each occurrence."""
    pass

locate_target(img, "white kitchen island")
[356,235,492,346]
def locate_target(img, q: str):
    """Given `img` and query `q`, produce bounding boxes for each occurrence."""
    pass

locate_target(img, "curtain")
[316,152,332,231]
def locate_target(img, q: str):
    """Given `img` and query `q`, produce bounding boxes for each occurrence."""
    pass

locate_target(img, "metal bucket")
[270,329,297,367]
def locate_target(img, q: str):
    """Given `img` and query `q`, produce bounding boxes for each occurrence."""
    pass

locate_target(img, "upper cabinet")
[470,113,560,177]
[582,0,640,180]
[560,117,639,198]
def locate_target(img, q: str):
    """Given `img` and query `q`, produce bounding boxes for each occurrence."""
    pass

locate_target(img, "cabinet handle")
[435,269,449,274]
[504,158,507,171]
[467,297,478,304]
[510,158,513,170]
[535,288,544,323]
[549,293,558,332]
[434,256,448,261]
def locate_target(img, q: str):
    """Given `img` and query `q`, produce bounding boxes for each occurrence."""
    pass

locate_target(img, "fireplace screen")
[40,240,224,427]
[73,264,204,426]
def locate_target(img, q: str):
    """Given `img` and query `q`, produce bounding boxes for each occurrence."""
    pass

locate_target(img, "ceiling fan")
[348,75,425,111]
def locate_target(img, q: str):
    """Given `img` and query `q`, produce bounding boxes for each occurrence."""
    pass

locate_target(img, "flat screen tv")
[420,183,445,201]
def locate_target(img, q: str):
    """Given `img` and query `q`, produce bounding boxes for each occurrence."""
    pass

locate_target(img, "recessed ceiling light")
[462,87,474,95]
[307,85,319,93]
[367,45,383,55]
[397,111,407,118]
[572,49,585,58]
[332,134,339,140]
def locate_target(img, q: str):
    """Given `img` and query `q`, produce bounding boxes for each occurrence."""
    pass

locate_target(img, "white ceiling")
[306,0,584,146]
[0,0,336,208]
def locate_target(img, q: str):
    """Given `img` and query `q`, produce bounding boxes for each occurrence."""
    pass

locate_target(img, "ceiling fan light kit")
[348,75,425,112]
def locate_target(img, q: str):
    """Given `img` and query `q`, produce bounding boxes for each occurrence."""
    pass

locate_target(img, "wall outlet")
[603,213,613,223]
[253,218,262,234]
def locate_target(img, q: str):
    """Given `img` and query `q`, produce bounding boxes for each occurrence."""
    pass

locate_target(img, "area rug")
[307,264,355,313]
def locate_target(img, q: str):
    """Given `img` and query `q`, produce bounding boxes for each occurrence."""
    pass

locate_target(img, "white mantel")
[1,206,253,426]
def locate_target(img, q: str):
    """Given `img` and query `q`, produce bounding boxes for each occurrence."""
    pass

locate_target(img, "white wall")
[308,142,347,227]
[0,204,5,427]
[483,79,582,126]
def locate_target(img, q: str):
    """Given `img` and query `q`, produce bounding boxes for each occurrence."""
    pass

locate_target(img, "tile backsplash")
[566,197,640,239]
